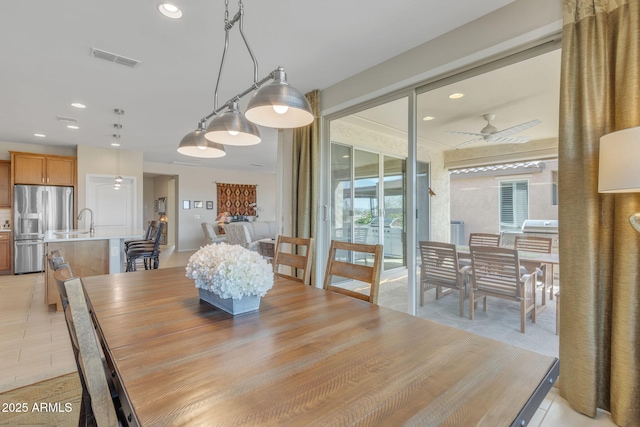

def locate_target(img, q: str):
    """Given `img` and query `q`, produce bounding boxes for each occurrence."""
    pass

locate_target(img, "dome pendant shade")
[177,128,226,158]
[245,69,313,128]
[205,104,261,146]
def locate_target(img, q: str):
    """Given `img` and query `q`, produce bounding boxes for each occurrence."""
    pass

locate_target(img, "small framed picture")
[183,200,191,210]
[206,201,214,210]
[194,201,203,209]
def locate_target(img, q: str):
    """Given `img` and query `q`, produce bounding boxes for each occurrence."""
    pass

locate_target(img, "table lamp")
[598,126,640,232]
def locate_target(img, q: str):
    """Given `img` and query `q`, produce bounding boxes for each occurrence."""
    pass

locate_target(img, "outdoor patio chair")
[514,235,554,305]
[323,240,383,304]
[419,241,470,317]
[469,246,537,333]
[469,232,501,247]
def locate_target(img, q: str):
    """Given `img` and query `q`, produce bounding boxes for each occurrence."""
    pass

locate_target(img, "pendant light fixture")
[113,109,124,190]
[177,121,226,158]
[244,67,314,128]
[178,0,313,158]
[205,101,260,146]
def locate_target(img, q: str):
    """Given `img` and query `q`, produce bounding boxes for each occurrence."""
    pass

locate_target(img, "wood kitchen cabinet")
[0,160,10,207]
[11,152,76,186]
[0,232,11,275]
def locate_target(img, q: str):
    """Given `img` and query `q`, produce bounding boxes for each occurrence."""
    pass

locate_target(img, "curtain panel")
[559,1,640,425]
[292,90,320,285]
[216,183,257,216]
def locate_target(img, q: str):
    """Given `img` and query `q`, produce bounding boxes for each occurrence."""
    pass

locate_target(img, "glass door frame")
[320,90,419,315]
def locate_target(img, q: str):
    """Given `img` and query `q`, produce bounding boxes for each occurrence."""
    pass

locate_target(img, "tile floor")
[0,246,617,426]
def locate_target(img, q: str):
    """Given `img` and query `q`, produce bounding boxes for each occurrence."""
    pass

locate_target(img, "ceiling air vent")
[90,47,141,68]
[170,161,202,167]
[56,116,78,124]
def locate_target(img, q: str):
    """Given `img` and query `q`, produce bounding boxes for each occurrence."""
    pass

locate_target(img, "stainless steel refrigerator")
[14,185,74,274]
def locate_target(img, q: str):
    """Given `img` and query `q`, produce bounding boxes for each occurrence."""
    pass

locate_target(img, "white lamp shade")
[177,129,226,158]
[598,126,640,193]
[245,81,314,129]
[205,108,261,146]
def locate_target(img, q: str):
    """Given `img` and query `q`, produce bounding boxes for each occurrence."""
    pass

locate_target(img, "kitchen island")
[44,228,144,311]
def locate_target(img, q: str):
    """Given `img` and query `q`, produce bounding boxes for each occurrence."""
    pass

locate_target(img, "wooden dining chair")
[323,240,383,304]
[53,263,74,309]
[469,246,537,333]
[468,232,501,247]
[64,278,122,426]
[514,235,554,304]
[418,241,470,316]
[272,235,314,285]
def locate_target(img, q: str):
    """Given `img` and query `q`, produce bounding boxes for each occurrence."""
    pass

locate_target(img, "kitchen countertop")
[45,228,144,243]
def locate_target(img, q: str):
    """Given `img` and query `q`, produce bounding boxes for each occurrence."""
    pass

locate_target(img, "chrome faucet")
[77,208,95,235]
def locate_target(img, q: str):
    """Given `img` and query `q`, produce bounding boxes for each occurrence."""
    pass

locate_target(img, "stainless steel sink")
[53,230,90,235]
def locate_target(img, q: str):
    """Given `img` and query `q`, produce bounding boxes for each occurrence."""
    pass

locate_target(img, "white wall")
[144,161,277,251]
[77,145,144,229]
[0,141,75,160]
[321,0,562,114]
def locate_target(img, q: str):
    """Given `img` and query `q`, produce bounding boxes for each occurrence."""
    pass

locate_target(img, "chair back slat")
[323,240,383,304]
[273,236,313,285]
[469,233,501,247]
[514,235,552,253]
[470,246,522,298]
[419,241,459,288]
[64,278,119,427]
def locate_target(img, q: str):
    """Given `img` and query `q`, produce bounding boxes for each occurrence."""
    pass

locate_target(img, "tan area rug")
[0,373,81,426]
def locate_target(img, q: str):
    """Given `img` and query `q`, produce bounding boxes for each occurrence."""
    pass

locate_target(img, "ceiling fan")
[448,113,541,148]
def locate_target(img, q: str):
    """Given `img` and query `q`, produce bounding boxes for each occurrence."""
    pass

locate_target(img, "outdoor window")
[500,180,529,231]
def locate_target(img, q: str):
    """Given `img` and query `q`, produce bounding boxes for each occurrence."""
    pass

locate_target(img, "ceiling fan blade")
[493,119,541,137]
[486,135,530,144]
[447,130,491,137]
[454,137,484,148]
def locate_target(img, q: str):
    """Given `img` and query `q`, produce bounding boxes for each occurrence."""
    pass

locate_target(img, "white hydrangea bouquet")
[186,243,274,299]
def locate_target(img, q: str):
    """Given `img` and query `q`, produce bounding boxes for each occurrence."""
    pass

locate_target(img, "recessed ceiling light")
[422,116,435,121]
[449,93,464,99]
[158,3,182,18]
[111,142,121,147]
[71,103,86,109]
[67,125,79,130]
[34,133,46,138]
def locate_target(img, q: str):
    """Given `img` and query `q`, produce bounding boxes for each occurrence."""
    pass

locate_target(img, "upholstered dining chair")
[201,222,227,244]
[418,241,470,316]
[272,235,314,285]
[514,235,554,305]
[63,278,123,426]
[469,246,537,333]
[323,240,383,304]
[223,223,252,249]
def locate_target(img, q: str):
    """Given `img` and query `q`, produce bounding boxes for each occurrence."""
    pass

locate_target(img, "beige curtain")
[559,1,640,425]
[292,90,320,285]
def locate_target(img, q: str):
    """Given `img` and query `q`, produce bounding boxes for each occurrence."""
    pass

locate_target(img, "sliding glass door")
[329,142,406,272]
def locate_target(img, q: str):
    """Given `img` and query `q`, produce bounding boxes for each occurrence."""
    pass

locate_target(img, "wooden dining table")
[82,266,558,427]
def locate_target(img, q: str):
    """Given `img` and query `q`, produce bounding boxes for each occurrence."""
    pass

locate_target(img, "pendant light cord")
[213,0,258,111]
